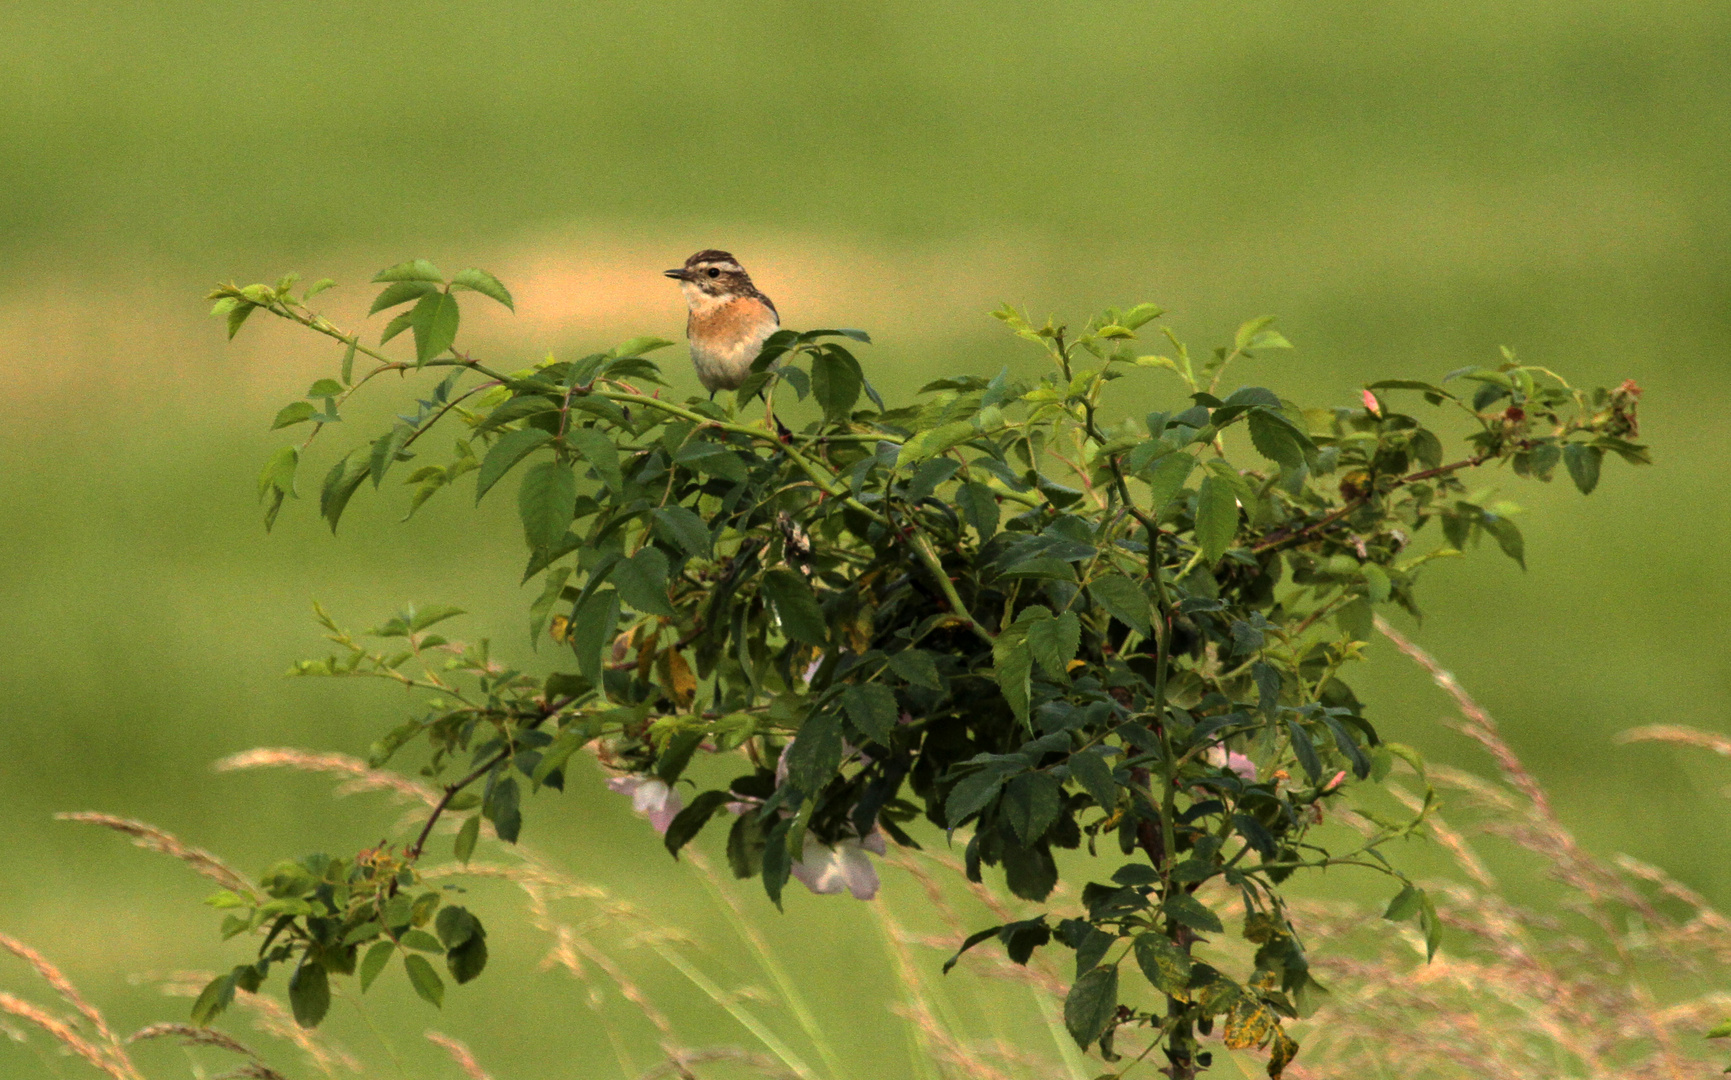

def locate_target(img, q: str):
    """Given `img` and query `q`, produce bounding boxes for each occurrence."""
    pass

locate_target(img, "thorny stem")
[1251,454,1491,555]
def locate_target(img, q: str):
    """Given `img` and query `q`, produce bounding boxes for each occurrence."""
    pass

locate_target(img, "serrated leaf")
[411,290,460,365]
[320,453,370,533]
[613,546,675,617]
[955,481,1000,539]
[1133,932,1193,994]
[1162,891,1224,934]
[359,941,394,992]
[373,259,444,283]
[369,279,437,314]
[993,637,1033,723]
[1088,575,1151,637]
[1194,475,1239,564]
[565,427,623,494]
[1286,718,1322,783]
[761,569,827,647]
[1142,450,1195,509]
[1383,884,1422,922]
[453,815,480,864]
[1070,749,1118,809]
[652,505,712,558]
[887,648,942,690]
[1063,964,1118,1048]
[475,427,554,502]
[945,769,1006,827]
[842,683,899,744]
[288,960,329,1028]
[1563,443,1602,495]
[786,712,845,793]
[1001,772,1061,844]
[450,268,514,310]
[1026,611,1080,679]
[403,954,444,1007]
[1247,409,1306,470]
[272,401,318,430]
[518,461,576,550]
[811,347,863,422]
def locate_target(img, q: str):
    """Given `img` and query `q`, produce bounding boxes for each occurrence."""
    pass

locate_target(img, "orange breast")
[689,296,777,344]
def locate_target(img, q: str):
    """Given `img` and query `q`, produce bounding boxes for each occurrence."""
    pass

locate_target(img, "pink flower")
[606,774,684,834]
[1321,770,1348,794]
[789,830,886,900]
[1204,745,1258,782]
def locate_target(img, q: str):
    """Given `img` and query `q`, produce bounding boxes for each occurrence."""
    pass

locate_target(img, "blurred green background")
[2,2,1728,1077]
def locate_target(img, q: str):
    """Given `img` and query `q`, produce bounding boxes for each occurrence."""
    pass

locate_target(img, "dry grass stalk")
[210,1064,290,1080]
[55,812,258,901]
[214,747,440,808]
[0,930,123,1052]
[0,990,137,1080]
[152,973,361,1077]
[126,1021,257,1058]
[426,1030,494,1080]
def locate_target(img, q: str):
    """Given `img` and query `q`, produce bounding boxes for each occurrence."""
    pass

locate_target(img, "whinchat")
[664,250,780,395]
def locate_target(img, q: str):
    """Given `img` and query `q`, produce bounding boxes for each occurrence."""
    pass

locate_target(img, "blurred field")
[2,2,1730,1077]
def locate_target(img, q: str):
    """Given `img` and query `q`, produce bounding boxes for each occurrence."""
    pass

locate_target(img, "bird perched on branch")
[665,250,780,396]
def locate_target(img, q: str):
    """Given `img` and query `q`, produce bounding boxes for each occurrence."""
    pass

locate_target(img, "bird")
[664,250,780,396]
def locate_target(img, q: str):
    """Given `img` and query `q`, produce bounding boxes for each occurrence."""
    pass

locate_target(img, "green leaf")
[257,445,299,500]
[613,546,676,617]
[453,815,481,864]
[1134,932,1193,994]
[373,259,444,283]
[288,960,330,1028]
[993,637,1033,723]
[1063,964,1119,1048]
[1420,890,1442,960]
[727,811,767,878]
[1069,749,1118,809]
[565,427,623,494]
[945,769,1006,826]
[842,684,899,744]
[272,401,318,430]
[1480,514,1526,570]
[761,569,828,647]
[403,954,445,1007]
[369,422,415,488]
[359,941,394,992]
[369,279,437,314]
[485,774,522,844]
[340,338,357,384]
[1002,772,1062,844]
[811,347,863,422]
[897,420,977,467]
[1383,884,1422,922]
[474,394,560,434]
[518,461,577,550]
[1137,453,1192,512]
[1247,409,1306,470]
[320,453,370,533]
[786,711,846,793]
[450,268,514,310]
[664,790,735,857]
[955,482,1000,539]
[651,505,712,559]
[569,589,620,686]
[1361,563,1391,604]
[1088,575,1151,637]
[410,290,460,365]
[1563,443,1602,495]
[1194,475,1239,564]
[446,932,488,985]
[1162,891,1224,934]
[1706,1018,1731,1040]
[399,929,444,953]
[434,905,479,950]
[190,973,235,1024]
[475,427,554,503]
[1286,718,1322,783]
[529,566,573,647]
[226,302,256,340]
[887,648,943,690]
[1026,611,1080,679]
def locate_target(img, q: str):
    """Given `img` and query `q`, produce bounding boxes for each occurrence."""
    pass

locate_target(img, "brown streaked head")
[663,250,758,298]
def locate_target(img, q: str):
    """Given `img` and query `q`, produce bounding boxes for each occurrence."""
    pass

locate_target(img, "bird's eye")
[706,268,720,278]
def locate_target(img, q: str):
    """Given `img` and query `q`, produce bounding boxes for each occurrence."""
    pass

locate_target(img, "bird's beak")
[664,268,690,281]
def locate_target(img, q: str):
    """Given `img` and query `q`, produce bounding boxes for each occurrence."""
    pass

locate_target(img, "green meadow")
[2,3,1728,1077]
